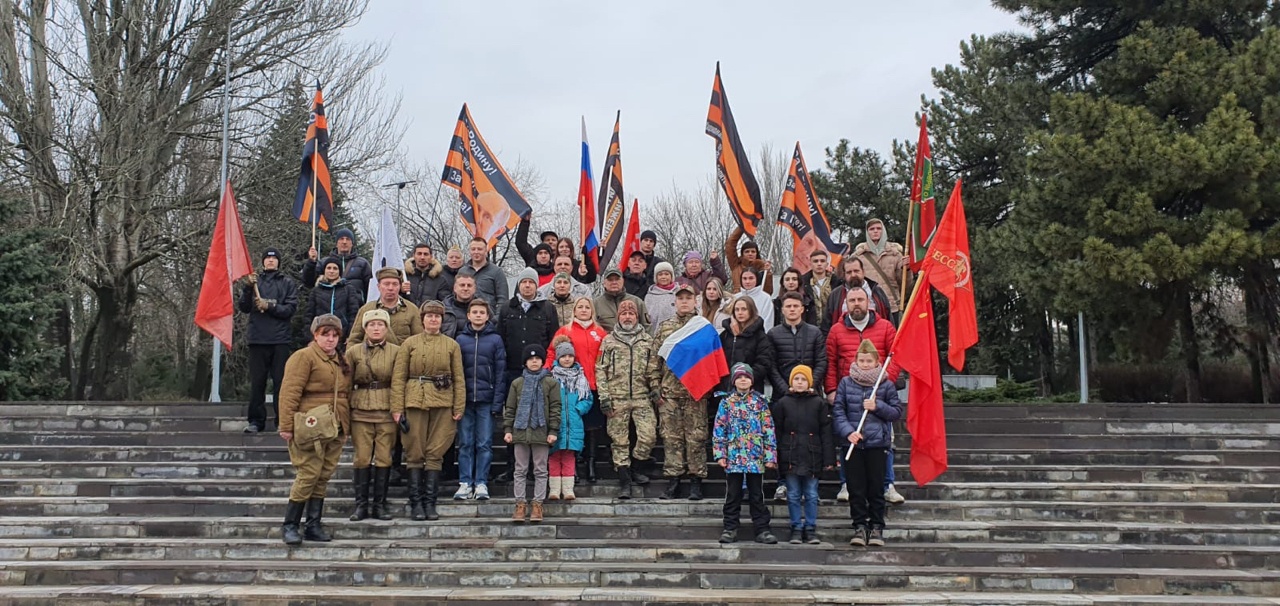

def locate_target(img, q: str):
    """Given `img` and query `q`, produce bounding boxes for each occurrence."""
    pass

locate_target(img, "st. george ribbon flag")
[776,142,850,274]
[578,117,600,273]
[596,111,626,270]
[705,62,763,236]
[292,83,334,234]
[441,104,533,249]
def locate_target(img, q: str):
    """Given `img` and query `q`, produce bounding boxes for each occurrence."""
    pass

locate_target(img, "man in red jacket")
[824,288,898,398]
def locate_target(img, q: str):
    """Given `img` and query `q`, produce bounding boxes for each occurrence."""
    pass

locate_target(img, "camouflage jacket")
[646,312,699,402]
[595,326,654,414]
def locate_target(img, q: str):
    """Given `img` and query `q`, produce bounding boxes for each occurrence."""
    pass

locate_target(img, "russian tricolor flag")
[578,117,601,273]
[657,316,729,400]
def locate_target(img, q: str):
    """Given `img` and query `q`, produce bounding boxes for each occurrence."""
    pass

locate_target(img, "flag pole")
[311,149,318,252]
[900,187,916,310]
[210,20,235,403]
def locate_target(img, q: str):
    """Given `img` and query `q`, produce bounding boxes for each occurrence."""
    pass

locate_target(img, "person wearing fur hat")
[713,363,778,545]
[771,365,834,544]
[675,249,728,294]
[493,266,559,483]
[303,256,362,345]
[644,261,679,335]
[277,314,351,546]
[833,340,903,547]
[503,345,561,523]
[347,267,423,348]
[725,225,774,295]
[391,300,466,521]
[596,298,658,498]
[239,247,299,433]
[304,227,373,297]
[343,309,400,522]
[853,218,909,323]
[403,243,455,307]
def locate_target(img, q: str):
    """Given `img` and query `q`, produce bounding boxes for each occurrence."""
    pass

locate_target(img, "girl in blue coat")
[549,337,592,500]
[833,340,903,548]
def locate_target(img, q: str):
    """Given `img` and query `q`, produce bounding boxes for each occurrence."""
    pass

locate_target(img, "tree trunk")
[1037,309,1055,397]
[86,279,139,400]
[1178,287,1203,403]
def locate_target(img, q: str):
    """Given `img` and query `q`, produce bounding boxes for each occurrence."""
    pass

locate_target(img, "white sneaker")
[836,483,849,503]
[453,482,473,500]
[773,485,787,502]
[885,484,906,505]
[473,484,490,500]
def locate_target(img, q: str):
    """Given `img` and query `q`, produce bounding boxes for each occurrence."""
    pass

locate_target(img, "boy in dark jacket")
[503,345,561,523]
[772,365,834,544]
[833,340,902,547]
[454,299,505,501]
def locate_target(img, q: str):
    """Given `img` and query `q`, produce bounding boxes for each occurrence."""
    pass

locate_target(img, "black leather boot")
[585,431,599,484]
[281,500,305,545]
[302,498,332,542]
[631,458,652,485]
[660,476,682,500]
[616,466,633,500]
[371,467,393,520]
[687,477,703,501]
[423,470,441,521]
[348,467,371,521]
[408,468,426,521]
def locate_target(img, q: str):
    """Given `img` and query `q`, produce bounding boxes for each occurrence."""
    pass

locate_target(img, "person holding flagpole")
[833,340,902,547]
[239,248,299,434]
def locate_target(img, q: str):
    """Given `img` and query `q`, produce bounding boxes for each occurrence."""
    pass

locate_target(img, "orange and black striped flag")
[706,62,763,236]
[596,111,626,269]
[777,142,850,273]
[293,84,335,232]
[441,104,532,248]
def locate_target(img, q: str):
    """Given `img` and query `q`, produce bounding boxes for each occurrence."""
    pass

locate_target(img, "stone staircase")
[0,401,1278,605]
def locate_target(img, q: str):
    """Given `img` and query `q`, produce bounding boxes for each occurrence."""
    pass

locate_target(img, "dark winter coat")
[832,376,902,450]
[303,250,372,299]
[440,295,473,339]
[766,321,828,395]
[772,289,817,327]
[496,296,559,371]
[404,259,454,307]
[457,321,507,407]
[718,317,774,394]
[238,270,299,346]
[623,270,651,299]
[771,391,835,476]
[303,278,362,341]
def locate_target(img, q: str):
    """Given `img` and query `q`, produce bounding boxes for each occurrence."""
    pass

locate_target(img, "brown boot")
[530,500,544,523]
[512,500,528,523]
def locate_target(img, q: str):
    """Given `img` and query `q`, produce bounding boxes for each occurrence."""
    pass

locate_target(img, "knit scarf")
[612,321,644,344]
[514,368,549,430]
[849,363,882,387]
[865,233,887,257]
[552,362,591,400]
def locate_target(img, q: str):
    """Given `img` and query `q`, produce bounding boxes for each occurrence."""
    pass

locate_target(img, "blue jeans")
[884,448,895,489]
[457,401,494,485]
[784,473,820,530]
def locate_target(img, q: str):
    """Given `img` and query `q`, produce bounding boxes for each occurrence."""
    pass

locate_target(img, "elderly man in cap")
[347,267,423,347]
[304,227,373,298]
[238,247,299,433]
[596,267,649,332]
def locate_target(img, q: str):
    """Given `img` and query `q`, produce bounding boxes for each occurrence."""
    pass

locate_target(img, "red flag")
[195,182,253,349]
[618,198,641,269]
[891,278,947,486]
[907,115,937,271]
[921,181,977,370]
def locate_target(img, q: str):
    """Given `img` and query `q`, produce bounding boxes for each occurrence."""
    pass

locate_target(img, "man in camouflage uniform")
[646,283,708,501]
[596,299,657,499]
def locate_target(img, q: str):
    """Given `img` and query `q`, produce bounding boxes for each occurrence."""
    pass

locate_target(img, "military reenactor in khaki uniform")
[647,283,710,501]
[596,299,657,499]
[347,267,423,347]
[344,309,399,521]
[392,300,466,521]
[277,314,351,546]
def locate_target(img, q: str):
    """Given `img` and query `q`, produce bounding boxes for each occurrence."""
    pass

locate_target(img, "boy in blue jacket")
[454,299,505,501]
[833,340,902,547]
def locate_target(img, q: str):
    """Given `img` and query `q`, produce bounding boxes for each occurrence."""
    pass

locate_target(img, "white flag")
[367,205,404,302]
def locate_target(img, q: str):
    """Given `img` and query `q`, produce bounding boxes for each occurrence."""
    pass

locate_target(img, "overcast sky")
[343,1,1022,208]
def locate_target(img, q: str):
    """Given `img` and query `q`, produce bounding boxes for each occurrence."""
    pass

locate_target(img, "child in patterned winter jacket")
[713,363,778,545]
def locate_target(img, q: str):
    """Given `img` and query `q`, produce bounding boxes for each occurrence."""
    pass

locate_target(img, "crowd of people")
[241,216,912,548]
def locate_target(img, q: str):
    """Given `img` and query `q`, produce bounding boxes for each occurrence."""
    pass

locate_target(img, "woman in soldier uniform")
[344,309,399,521]
[392,300,466,521]
[277,314,351,546]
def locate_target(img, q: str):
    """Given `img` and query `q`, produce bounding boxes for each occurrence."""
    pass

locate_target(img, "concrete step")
[3,559,1279,595]
[4,477,1277,504]
[3,537,1277,570]
[3,496,1278,524]
[5,461,1276,485]
[6,585,1280,606]
[3,516,1276,547]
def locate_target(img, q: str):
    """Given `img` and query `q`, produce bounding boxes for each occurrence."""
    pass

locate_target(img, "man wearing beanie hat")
[675,248,728,294]
[347,266,423,348]
[343,308,400,521]
[725,226,774,295]
[493,262,558,483]
[597,297,658,497]
[238,247,299,433]
[637,229,666,281]
[303,256,362,345]
[304,227,373,297]
[460,236,509,309]
[853,218,908,323]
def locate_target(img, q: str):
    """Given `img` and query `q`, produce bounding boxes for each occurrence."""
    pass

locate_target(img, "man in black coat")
[403,242,454,306]
[767,292,829,396]
[493,267,559,482]
[238,248,299,433]
[302,227,373,298]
